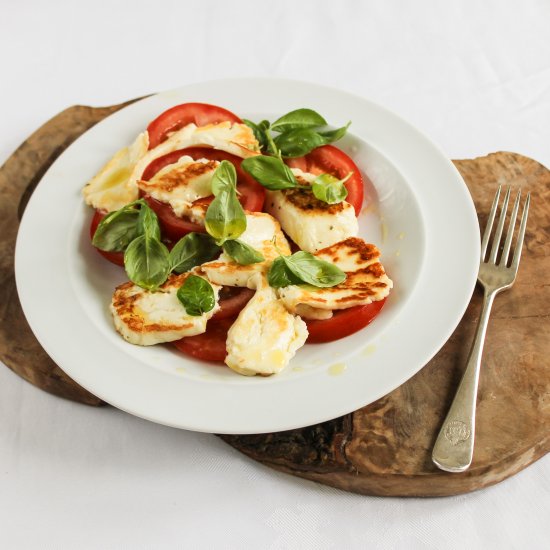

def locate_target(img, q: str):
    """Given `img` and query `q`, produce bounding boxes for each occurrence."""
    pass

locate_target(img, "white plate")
[15,78,479,434]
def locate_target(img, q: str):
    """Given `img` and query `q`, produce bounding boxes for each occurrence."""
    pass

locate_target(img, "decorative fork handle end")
[432,290,496,473]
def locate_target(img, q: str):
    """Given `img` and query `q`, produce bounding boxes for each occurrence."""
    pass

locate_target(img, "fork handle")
[432,289,496,472]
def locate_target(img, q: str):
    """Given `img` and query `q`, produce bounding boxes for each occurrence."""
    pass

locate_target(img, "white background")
[1,1,549,548]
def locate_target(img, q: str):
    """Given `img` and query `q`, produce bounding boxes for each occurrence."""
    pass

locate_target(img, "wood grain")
[1,103,548,496]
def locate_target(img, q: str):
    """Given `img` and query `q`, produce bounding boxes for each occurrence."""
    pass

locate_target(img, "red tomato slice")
[89,210,125,267]
[141,147,265,241]
[305,299,386,343]
[213,287,254,320]
[285,145,364,215]
[173,316,235,362]
[147,103,242,149]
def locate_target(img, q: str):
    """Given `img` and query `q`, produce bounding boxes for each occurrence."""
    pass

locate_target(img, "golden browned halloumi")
[110,273,221,346]
[137,155,219,225]
[264,168,358,253]
[277,237,392,319]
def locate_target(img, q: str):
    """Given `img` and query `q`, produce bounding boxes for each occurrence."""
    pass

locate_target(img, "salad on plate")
[83,102,393,376]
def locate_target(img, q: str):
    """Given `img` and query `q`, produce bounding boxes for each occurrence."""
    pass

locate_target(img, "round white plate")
[15,78,479,434]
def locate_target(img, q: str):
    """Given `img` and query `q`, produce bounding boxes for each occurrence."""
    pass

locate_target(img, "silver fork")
[432,186,531,473]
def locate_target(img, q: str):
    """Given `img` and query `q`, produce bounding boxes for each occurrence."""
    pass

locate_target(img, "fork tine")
[499,190,521,266]
[481,186,501,261]
[511,192,530,272]
[489,187,511,264]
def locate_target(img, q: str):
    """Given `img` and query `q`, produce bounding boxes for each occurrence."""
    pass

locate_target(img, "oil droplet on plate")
[175,367,186,374]
[328,363,347,376]
[395,250,401,257]
[362,344,376,357]
[293,366,305,372]
[398,232,405,240]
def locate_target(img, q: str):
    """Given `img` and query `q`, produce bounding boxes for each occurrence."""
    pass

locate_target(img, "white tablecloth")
[1,1,548,548]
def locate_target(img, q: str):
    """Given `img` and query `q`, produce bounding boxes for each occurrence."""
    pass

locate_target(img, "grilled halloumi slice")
[137,155,219,225]
[83,132,149,212]
[200,212,291,288]
[84,122,259,213]
[110,273,221,346]
[278,237,392,319]
[225,274,308,376]
[264,168,358,253]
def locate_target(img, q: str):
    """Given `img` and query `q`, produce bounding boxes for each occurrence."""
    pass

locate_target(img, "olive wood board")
[1,101,548,497]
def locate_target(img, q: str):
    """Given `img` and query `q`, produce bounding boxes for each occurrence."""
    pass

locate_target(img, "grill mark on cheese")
[139,160,218,193]
[284,178,345,214]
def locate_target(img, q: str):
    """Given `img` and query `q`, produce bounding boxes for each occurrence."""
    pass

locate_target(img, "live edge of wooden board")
[0,100,548,497]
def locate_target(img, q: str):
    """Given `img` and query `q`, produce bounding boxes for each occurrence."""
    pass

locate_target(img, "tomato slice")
[285,145,364,215]
[141,147,265,241]
[147,103,242,149]
[305,299,386,343]
[213,287,254,320]
[173,316,235,362]
[89,209,125,267]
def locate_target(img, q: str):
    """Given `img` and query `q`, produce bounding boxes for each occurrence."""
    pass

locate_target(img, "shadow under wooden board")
[0,101,548,497]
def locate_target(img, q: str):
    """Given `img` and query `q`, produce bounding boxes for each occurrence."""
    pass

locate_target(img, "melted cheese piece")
[84,122,259,213]
[278,237,392,318]
[225,275,308,376]
[137,155,219,225]
[264,168,358,253]
[110,273,220,346]
[200,212,291,288]
[83,132,148,212]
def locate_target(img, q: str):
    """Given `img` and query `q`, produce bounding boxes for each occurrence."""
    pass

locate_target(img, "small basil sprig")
[203,162,264,264]
[244,109,350,158]
[311,173,351,204]
[177,275,216,316]
[169,233,221,274]
[92,200,143,252]
[242,155,352,205]
[222,239,265,265]
[268,250,346,289]
[124,234,171,291]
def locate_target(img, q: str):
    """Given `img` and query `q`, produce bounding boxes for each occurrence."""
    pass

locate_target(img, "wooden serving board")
[1,101,548,497]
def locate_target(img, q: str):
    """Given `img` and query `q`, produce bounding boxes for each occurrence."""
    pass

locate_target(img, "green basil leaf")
[243,119,269,151]
[177,275,216,316]
[267,256,303,288]
[204,187,247,244]
[137,202,161,240]
[282,251,346,288]
[270,109,327,133]
[274,128,327,158]
[169,233,221,274]
[222,239,265,265]
[241,156,298,190]
[124,235,171,291]
[211,160,237,196]
[91,202,142,252]
[318,121,351,143]
[311,172,351,204]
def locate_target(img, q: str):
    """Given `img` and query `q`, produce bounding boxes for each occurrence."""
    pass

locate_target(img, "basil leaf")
[222,239,264,265]
[137,202,161,240]
[318,121,351,143]
[177,275,216,316]
[241,156,298,190]
[243,119,269,151]
[281,251,346,288]
[92,207,140,252]
[205,187,247,245]
[267,256,303,288]
[311,172,351,204]
[274,128,327,158]
[211,160,237,196]
[271,109,327,133]
[124,235,171,291]
[169,233,221,274]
